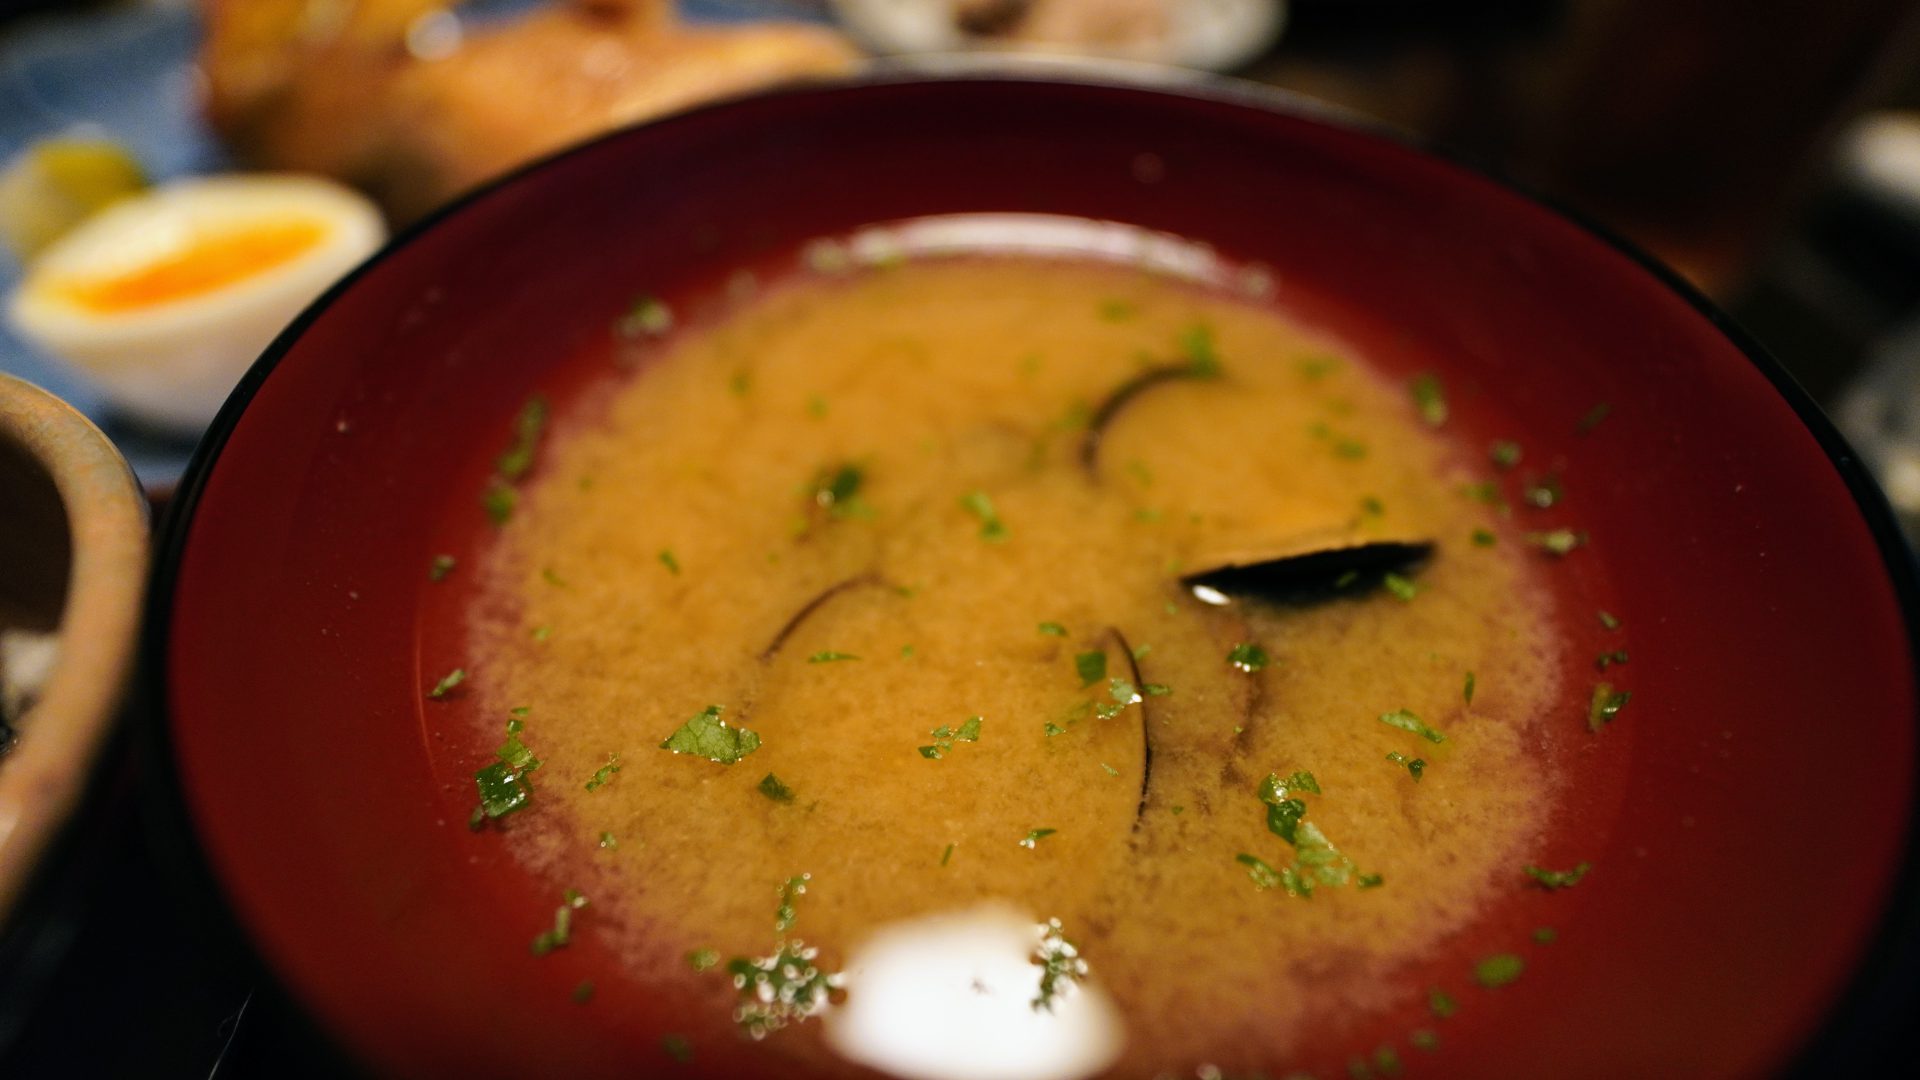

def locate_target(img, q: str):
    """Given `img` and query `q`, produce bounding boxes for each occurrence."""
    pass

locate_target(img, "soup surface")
[467,254,1562,1076]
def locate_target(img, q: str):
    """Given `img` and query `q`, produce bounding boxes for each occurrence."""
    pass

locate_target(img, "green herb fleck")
[1525,862,1592,890]
[1464,671,1477,704]
[1142,682,1171,697]
[584,754,621,792]
[940,843,955,866]
[1523,473,1563,509]
[1098,298,1137,322]
[615,296,673,339]
[571,980,594,1004]
[960,490,1009,541]
[920,716,984,759]
[1075,650,1108,687]
[661,1034,692,1063]
[1170,805,1185,815]
[1375,1045,1404,1077]
[1410,373,1447,426]
[1474,953,1525,988]
[1577,401,1612,433]
[658,549,681,575]
[1588,683,1631,732]
[758,773,795,803]
[774,873,810,933]
[1490,440,1522,469]
[659,705,760,764]
[900,644,915,658]
[1177,324,1223,377]
[1534,926,1559,944]
[1299,355,1340,380]
[688,948,720,972]
[1379,573,1417,602]
[1380,709,1447,744]
[1237,852,1284,890]
[474,761,529,819]
[1042,722,1067,738]
[1460,480,1507,509]
[1019,827,1057,849]
[598,831,617,849]
[482,481,516,526]
[728,370,751,396]
[1227,642,1270,673]
[1386,751,1426,781]
[1428,988,1458,1018]
[427,668,466,699]
[1598,609,1621,630]
[1471,527,1497,547]
[1101,762,1120,777]
[1333,438,1368,460]
[1595,649,1629,671]
[531,891,586,955]
[1038,621,1068,637]
[807,650,859,663]
[495,396,549,481]
[1031,917,1087,1012]
[811,463,867,519]
[428,555,456,581]
[805,394,828,418]
[1410,1029,1439,1052]
[1525,528,1586,556]
[1357,872,1385,888]
[530,624,552,642]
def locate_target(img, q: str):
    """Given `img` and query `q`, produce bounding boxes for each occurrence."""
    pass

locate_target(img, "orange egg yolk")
[56,218,326,313]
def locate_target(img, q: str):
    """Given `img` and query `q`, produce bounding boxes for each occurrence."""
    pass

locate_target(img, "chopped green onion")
[615,296,673,339]
[1227,642,1270,673]
[428,554,456,582]
[1383,573,1419,602]
[1410,373,1447,426]
[495,396,549,481]
[1525,861,1592,889]
[659,705,759,764]
[1471,527,1497,547]
[1588,683,1631,732]
[1474,953,1525,988]
[1598,609,1621,630]
[1464,671,1477,704]
[807,650,859,663]
[1038,621,1067,637]
[1019,828,1057,849]
[482,481,516,526]
[658,549,681,575]
[1379,708,1447,744]
[427,668,466,699]
[584,754,621,792]
[1386,750,1426,781]
[1525,528,1586,556]
[960,490,1009,541]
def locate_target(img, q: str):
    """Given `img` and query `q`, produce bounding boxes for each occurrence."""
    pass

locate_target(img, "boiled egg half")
[6,174,384,432]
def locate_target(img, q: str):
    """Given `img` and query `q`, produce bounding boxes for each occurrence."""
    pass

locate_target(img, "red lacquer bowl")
[151,73,1918,1078]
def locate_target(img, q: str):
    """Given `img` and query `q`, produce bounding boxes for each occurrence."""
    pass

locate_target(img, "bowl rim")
[0,371,149,924]
[140,64,1920,1072]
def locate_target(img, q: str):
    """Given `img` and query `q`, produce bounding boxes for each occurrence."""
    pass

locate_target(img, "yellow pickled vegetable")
[0,137,148,261]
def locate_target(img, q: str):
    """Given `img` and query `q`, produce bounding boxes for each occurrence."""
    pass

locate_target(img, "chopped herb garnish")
[658,549,681,575]
[1238,852,1284,890]
[1460,480,1506,509]
[530,624,552,642]
[475,761,529,818]
[807,650,859,663]
[1142,682,1171,697]
[1227,642,1270,673]
[1490,440,1522,469]
[1042,722,1067,738]
[757,773,796,803]
[427,668,466,699]
[1576,401,1612,433]
[1361,495,1385,517]
[1299,355,1339,380]
[1170,805,1185,815]
[659,705,760,764]
[428,554,456,581]
[1030,917,1087,1012]
[729,370,751,396]
[1464,671,1477,704]
[598,831,617,849]
[580,754,620,792]
[1598,609,1621,630]
[775,873,808,933]
[1525,862,1592,890]
[1019,827,1057,849]
[1410,1029,1439,1052]
[1410,373,1447,426]
[726,938,841,1040]
[1375,1045,1404,1077]
[531,891,586,955]
[900,644,915,658]
[1334,569,1361,589]
[1333,438,1368,460]
[1380,708,1447,744]
[1383,573,1419,602]
[1525,528,1586,556]
[482,481,516,526]
[688,948,720,972]
[1074,650,1108,687]
[1177,324,1223,377]
[1428,988,1458,1018]
[805,395,828,418]
[1097,298,1137,321]
[1534,927,1559,944]
[1522,473,1563,509]
[1595,649,1629,671]
[960,490,1008,541]
[615,295,673,339]
[1357,872,1385,888]
[571,980,594,1004]
[1386,751,1426,781]
[1471,527,1497,547]
[1474,953,1525,988]
[1038,621,1068,637]
[1100,762,1121,777]
[540,566,568,589]
[1587,683,1631,732]
[495,396,549,481]
[920,716,984,759]
[811,463,867,519]
[940,843,954,866]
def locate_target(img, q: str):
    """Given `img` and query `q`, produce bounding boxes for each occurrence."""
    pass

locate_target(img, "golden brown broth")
[471,257,1560,1072]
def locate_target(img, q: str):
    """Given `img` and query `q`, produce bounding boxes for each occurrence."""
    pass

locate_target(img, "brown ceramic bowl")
[0,373,148,925]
